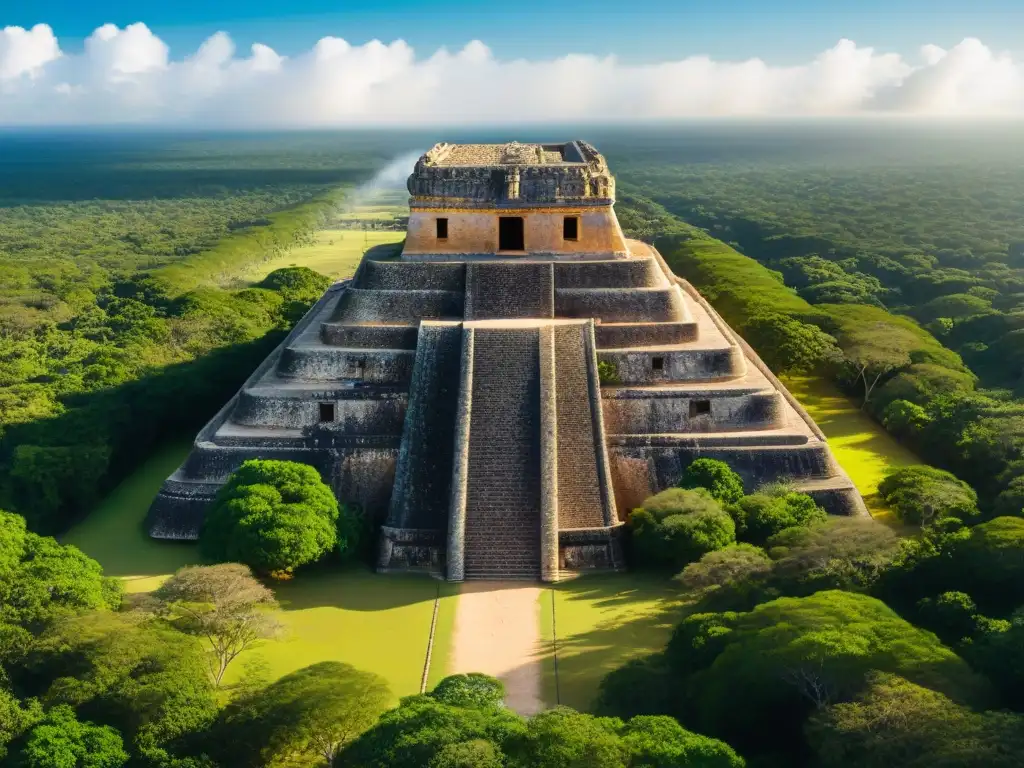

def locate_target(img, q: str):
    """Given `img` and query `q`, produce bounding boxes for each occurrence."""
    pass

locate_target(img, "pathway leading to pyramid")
[449,581,545,715]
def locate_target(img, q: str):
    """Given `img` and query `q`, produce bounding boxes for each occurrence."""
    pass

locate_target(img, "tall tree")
[154,563,281,687]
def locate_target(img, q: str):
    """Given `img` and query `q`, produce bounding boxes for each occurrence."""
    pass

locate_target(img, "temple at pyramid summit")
[147,140,866,581]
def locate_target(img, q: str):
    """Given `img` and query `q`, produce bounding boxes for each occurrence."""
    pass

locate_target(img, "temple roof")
[425,141,588,167]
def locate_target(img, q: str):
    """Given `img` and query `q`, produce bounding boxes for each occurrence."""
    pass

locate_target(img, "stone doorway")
[499,216,525,251]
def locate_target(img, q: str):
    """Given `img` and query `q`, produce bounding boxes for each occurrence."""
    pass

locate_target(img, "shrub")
[727,492,827,545]
[200,460,341,576]
[878,465,979,526]
[597,361,620,385]
[676,543,772,592]
[430,674,505,709]
[630,489,736,570]
[679,459,745,504]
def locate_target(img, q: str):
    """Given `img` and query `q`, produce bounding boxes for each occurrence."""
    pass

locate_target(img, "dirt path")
[449,581,546,715]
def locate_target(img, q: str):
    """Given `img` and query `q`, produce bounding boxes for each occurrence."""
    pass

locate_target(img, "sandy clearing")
[449,581,546,715]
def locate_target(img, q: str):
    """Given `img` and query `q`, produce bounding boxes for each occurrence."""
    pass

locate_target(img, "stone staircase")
[463,328,543,580]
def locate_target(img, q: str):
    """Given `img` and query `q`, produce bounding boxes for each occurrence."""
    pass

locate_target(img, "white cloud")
[1,24,1023,125]
[0,24,61,81]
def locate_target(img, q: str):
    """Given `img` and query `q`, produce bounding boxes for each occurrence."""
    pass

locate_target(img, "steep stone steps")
[463,328,542,580]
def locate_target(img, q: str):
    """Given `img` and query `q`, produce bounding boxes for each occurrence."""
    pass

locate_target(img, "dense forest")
[0,132,414,532]
[2,127,1024,766]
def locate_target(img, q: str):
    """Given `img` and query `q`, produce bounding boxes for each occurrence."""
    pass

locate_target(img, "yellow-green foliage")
[656,229,825,325]
[819,303,970,374]
[153,189,349,295]
[236,228,405,284]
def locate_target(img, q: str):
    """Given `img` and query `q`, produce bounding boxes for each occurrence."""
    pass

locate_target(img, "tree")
[0,510,121,630]
[742,312,841,375]
[430,674,505,709]
[679,459,745,504]
[878,465,979,526]
[835,321,920,407]
[1,689,41,761]
[661,591,989,757]
[950,516,1024,614]
[994,476,1024,517]
[806,673,1024,768]
[676,544,772,592]
[881,399,931,440]
[620,715,745,768]
[968,609,1024,710]
[630,489,735,570]
[429,739,503,768]
[337,694,526,768]
[216,661,390,766]
[508,707,627,768]
[14,704,128,768]
[726,491,827,546]
[914,592,987,645]
[918,293,992,325]
[200,460,340,576]
[594,655,677,720]
[154,564,281,687]
[24,612,217,760]
[766,517,900,594]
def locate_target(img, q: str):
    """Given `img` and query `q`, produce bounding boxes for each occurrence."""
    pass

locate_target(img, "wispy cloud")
[2,23,1023,125]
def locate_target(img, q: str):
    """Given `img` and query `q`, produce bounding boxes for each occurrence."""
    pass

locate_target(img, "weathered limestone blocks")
[232,390,407,432]
[277,346,415,383]
[554,258,666,289]
[465,262,554,320]
[559,527,625,572]
[594,321,698,349]
[333,288,463,323]
[598,345,746,383]
[602,388,785,434]
[356,260,466,291]
[319,323,418,349]
[555,286,685,323]
[383,322,463,572]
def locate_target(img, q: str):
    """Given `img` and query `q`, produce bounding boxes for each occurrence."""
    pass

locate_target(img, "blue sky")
[8,0,1023,63]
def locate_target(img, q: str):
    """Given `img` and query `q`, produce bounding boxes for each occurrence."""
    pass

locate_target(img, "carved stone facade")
[147,141,866,583]
[406,141,615,207]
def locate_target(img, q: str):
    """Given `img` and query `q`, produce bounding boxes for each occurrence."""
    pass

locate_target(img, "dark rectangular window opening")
[319,402,336,423]
[563,215,579,241]
[436,217,448,240]
[499,216,525,251]
[651,356,664,372]
[689,399,711,418]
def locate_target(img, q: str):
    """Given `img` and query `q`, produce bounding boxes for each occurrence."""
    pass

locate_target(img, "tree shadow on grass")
[544,572,695,712]
[269,564,449,613]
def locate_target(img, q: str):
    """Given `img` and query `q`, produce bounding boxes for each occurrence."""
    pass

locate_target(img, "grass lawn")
[783,375,919,520]
[234,228,405,285]
[542,573,692,712]
[64,440,450,702]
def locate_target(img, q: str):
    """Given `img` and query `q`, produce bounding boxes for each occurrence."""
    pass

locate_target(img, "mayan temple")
[148,140,866,581]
